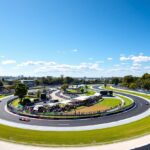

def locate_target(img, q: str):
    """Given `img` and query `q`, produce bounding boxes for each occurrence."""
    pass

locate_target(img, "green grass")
[86,90,96,96]
[10,96,37,108]
[0,116,150,146]
[0,95,5,99]
[115,94,133,107]
[87,85,92,89]
[67,89,80,93]
[67,89,96,96]
[11,99,20,108]
[99,98,121,108]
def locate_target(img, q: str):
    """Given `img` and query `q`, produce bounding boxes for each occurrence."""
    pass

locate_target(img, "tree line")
[34,76,104,85]
[120,73,150,90]
[0,73,150,91]
[110,73,150,90]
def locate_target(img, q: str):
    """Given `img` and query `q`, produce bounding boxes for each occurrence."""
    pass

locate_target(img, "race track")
[0,90,149,128]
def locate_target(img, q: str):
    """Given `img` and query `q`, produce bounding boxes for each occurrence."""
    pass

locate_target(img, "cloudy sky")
[0,0,150,77]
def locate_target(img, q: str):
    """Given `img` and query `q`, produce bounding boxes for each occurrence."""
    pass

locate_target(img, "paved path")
[50,90,63,100]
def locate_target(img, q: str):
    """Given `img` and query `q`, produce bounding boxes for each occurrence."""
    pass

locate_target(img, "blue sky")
[0,0,150,77]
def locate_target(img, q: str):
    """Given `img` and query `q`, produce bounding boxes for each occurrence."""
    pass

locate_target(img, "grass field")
[67,89,79,93]
[100,97,121,107]
[67,89,96,96]
[86,90,96,96]
[11,99,20,108]
[0,115,150,146]
[0,95,5,98]
[116,94,133,107]
[69,98,121,114]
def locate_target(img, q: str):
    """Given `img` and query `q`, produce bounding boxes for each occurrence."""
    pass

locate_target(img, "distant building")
[20,80,35,87]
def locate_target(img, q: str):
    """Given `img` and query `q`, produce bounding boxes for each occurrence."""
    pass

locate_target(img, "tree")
[104,80,108,88]
[129,83,137,89]
[122,75,135,87]
[135,78,143,89]
[63,77,74,84]
[0,80,4,92]
[42,77,49,85]
[2,78,5,82]
[85,85,88,92]
[43,86,47,94]
[0,80,3,87]
[112,77,120,86]
[35,80,40,86]
[21,98,31,106]
[61,84,69,91]
[142,79,150,90]
[80,88,84,94]
[36,90,41,98]
[15,83,28,101]
[142,73,150,80]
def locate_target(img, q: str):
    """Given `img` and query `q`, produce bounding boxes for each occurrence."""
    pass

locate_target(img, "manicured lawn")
[67,89,96,95]
[116,94,133,107]
[67,89,78,93]
[0,116,150,146]
[100,98,121,108]
[11,99,20,108]
[0,95,5,101]
[0,95,5,98]
[86,90,96,96]
[74,98,121,113]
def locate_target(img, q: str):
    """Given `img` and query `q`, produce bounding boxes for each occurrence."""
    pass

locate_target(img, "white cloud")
[132,55,150,63]
[72,49,78,52]
[0,53,149,77]
[130,63,142,71]
[17,61,103,75]
[120,54,150,63]
[107,57,113,61]
[17,61,56,67]
[1,60,16,65]
[120,56,131,61]
[144,66,150,69]
[114,64,120,67]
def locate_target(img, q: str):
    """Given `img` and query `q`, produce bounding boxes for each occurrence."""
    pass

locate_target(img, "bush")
[34,98,40,103]
[20,98,32,106]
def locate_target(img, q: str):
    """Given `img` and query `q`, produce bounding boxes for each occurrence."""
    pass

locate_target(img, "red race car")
[19,117,30,122]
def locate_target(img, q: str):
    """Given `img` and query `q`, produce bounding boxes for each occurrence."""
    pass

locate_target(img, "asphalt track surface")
[0,89,149,127]
[132,144,150,150]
